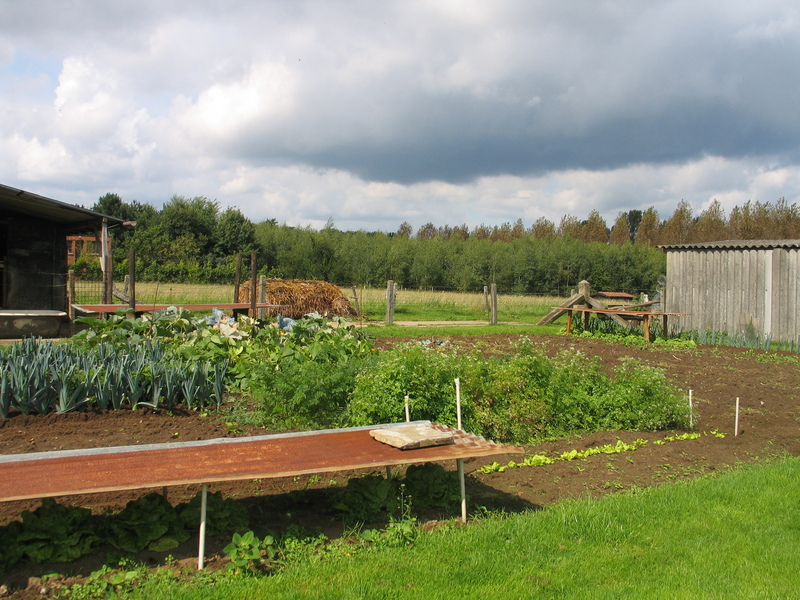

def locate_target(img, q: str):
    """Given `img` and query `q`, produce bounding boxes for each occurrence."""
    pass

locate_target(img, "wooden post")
[351,285,362,317]
[67,270,76,322]
[579,280,591,329]
[386,280,395,325]
[643,313,652,342]
[258,275,267,319]
[128,248,136,312]
[249,252,257,318]
[101,218,113,304]
[566,309,573,335]
[483,285,490,313]
[233,254,242,303]
[490,283,498,324]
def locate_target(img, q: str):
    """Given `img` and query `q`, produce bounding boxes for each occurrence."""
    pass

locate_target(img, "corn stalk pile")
[239,278,358,320]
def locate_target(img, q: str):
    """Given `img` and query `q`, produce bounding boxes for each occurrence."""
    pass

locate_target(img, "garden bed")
[1,333,799,596]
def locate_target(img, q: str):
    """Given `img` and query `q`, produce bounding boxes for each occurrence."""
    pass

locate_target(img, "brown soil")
[1,334,799,597]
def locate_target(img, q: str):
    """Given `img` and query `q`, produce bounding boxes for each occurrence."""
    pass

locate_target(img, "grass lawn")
[125,456,800,599]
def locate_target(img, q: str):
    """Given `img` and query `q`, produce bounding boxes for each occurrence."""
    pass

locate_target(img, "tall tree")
[214,207,256,258]
[530,217,555,239]
[690,200,728,242]
[579,210,609,243]
[634,207,661,246]
[395,222,413,239]
[609,212,631,245]
[660,200,693,245]
[626,209,643,242]
[557,214,582,239]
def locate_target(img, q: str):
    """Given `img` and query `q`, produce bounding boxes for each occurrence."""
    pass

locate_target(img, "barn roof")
[659,239,800,251]
[0,183,124,232]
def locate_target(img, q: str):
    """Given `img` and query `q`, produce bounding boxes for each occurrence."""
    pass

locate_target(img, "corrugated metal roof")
[0,183,124,232]
[0,421,522,502]
[659,239,800,251]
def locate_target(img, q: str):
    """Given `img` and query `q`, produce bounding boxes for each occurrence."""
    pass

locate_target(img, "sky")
[2,0,800,233]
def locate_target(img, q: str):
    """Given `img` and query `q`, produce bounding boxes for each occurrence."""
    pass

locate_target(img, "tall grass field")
[124,457,800,599]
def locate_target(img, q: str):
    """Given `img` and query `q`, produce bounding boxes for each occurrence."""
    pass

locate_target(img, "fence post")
[233,254,242,303]
[351,285,362,317]
[128,248,136,312]
[67,270,76,323]
[249,252,257,318]
[386,280,395,325]
[483,285,490,313]
[490,283,498,324]
[579,280,591,329]
[258,275,267,319]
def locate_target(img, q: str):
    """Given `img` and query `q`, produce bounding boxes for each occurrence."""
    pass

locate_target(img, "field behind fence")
[79,282,563,324]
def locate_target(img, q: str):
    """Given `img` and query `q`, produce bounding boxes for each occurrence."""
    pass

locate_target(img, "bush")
[250,354,377,430]
[347,344,485,431]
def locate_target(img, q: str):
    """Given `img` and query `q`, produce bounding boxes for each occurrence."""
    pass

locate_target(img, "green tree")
[635,208,661,246]
[660,200,693,245]
[214,207,256,258]
[690,200,728,242]
[609,212,631,245]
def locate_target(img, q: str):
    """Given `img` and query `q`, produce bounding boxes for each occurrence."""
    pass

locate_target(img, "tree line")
[83,193,800,295]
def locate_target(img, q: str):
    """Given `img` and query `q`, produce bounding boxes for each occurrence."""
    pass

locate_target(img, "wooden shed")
[660,239,800,342]
[0,183,123,338]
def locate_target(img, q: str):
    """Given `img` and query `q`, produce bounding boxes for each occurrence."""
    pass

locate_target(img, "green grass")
[112,284,564,332]
[353,288,563,324]
[125,282,235,305]
[124,457,800,599]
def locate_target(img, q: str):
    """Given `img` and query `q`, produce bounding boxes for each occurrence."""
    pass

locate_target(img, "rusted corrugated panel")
[0,422,521,502]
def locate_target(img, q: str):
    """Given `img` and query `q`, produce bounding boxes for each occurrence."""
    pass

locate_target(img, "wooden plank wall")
[665,247,800,342]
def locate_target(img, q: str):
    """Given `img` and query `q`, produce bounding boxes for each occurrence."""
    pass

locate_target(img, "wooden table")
[558,306,689,342]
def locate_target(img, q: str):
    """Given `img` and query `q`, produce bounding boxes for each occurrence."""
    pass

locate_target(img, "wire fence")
[72,277,105,305]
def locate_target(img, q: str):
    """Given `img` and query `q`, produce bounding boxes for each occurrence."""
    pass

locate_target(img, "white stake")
[455,378,462,430]
[735,397,740,436]
[404,395,410,422]
[198,483,208,570]
[688,389,693,430]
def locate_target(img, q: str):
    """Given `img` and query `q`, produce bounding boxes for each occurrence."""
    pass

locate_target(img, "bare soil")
[1,334,799,596]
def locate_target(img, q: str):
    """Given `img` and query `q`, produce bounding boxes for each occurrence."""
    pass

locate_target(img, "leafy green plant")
[15,498,100,564]
[334,474,401,522]
[402,463,461,510]
[348,343,484,430]
[223,531,277,574]
[107,493,190,553]
[177,490,249,537]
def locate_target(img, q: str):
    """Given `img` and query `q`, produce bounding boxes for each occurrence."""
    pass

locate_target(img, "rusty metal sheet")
[0,421,522,502]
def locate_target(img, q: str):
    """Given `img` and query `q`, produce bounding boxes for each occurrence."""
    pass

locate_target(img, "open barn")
[0,184,123,338]
[660,239,800,342]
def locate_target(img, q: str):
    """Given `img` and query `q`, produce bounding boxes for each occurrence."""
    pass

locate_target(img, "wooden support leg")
[643,315,652,342]
[566,310,573,335]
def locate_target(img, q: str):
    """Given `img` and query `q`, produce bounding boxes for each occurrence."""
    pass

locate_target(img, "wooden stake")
[404,395,410,422]
[455,378,462,430]
[688,390,693,430]
[735,397,740,436]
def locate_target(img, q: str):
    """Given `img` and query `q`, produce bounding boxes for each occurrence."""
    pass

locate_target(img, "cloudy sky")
[2,1,800,232]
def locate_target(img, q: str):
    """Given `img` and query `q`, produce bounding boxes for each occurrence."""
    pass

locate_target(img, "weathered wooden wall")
[664,242,800,342]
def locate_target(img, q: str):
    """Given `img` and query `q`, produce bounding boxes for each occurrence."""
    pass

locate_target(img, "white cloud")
[0,0,799,231]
